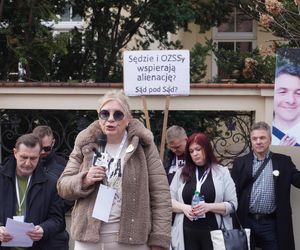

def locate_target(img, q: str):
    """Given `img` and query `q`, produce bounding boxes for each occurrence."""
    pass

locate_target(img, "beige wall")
[171,22,278,82]
[171,23,213,81]
[1,83,300,249]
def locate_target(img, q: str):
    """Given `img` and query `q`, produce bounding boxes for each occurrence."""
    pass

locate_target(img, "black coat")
[163,150,185,185]
[41,152,67,179]
[41,152,73,211]
[163,149,176,184]
[0,157,66,250]
[231,151,300,250]
[40,153,73,249]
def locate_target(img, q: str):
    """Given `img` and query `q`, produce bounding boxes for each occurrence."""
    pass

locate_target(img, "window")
[60,5,82,22]
[212,9,256,79]
[45,4,83,33]
[217,10,253,33]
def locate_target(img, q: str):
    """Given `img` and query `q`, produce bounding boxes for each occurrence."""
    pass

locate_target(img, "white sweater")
[170,164,238,250]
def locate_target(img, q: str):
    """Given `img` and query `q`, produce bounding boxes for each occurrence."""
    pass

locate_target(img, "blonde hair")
[97,90,132,119]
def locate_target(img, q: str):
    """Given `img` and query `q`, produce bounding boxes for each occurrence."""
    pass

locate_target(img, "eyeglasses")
[98,110,125,121]
[42,146,52,152]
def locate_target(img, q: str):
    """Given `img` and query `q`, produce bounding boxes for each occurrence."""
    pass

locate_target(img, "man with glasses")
[32,125,67,177]
[32,125,72,250]
[0,133,65,249]
[164,125,187,184]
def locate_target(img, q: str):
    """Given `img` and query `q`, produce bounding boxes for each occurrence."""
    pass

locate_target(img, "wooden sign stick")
[142,96,151,130]
[159,96,170,160]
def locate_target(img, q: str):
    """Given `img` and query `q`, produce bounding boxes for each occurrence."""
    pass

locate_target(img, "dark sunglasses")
[42,146,52,152]
[98,110,125,121]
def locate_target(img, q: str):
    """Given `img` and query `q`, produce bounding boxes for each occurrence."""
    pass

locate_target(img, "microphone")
[92,147,101,157]
[92,134,108,169]
[97,133,107,154]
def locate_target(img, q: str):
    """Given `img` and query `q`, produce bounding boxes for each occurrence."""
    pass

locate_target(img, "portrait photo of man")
[272,48,300,147]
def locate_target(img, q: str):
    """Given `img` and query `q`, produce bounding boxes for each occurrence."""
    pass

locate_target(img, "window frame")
[212,9,257,79]
[43,5,83,32]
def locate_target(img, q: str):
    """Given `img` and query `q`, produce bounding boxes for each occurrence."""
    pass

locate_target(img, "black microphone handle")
[99,144,105,154]
[92,147,101,157]
[97,134,107,153]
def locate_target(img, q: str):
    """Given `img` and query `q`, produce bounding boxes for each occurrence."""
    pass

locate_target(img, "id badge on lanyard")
[15,175,31,222]
[195,168,210,193]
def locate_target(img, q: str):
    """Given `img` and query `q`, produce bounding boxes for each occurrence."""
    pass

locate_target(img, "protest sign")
[124,50,190,96]
[272,48,300,147]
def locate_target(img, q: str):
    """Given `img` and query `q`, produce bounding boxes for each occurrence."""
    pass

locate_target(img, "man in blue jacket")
[0,133,65,249]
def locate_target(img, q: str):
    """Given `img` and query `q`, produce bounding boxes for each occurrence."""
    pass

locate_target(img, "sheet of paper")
[2,218,34,247]
[13,216,24,222]
[92,184,116,222]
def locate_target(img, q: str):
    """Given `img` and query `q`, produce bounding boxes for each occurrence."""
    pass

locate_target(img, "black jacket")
[41,152,73,212]
[40,153,73,250]
[231,151,300,250]
[41,152,67,179]
[0,157,66,250]
[164,149,181,185]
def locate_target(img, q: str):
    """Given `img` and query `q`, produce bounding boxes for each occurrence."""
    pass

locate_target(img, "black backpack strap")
[252,152,272,184]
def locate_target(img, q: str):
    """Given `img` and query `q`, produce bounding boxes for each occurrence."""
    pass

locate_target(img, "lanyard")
[15,175,31,216]
[195,168,210,193]
[106,130,127,180]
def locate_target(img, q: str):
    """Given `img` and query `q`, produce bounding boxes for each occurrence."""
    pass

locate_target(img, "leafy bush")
[190,43,212,82]
[212,46,276,83]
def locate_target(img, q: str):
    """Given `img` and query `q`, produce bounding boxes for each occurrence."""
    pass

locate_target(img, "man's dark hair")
[276,64,300,78]
[32,125,53,139]
[15,133,41,150]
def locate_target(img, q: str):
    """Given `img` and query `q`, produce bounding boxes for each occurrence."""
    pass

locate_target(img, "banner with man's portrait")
[272,48,300,146]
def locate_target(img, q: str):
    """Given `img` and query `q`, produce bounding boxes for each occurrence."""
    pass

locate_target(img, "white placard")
[124,50,190,96]
[92,184,116,222]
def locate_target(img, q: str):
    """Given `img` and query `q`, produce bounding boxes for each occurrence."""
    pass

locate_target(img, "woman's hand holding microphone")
[83,165,107,187]
[83,148,109,187]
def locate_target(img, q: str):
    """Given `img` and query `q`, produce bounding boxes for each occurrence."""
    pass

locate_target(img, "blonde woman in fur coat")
[57,90,172,250]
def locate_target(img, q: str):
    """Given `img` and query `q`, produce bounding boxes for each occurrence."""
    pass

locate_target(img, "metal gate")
[0,109,254,166]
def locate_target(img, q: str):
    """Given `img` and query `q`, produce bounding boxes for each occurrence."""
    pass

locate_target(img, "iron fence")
[0,109,254,166]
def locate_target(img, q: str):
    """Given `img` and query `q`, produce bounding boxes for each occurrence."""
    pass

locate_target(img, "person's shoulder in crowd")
[0,155,14,167]
[212,163,229,172]
[53,153,68,166]
[127,118,154,145]
[0,155,16,174]
[74,120,100,146]
[233,151,252,162]
[40,154,65,178]
[271,151,291,159]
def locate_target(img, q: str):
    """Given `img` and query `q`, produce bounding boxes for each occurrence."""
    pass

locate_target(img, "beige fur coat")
[57,119,171,249]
